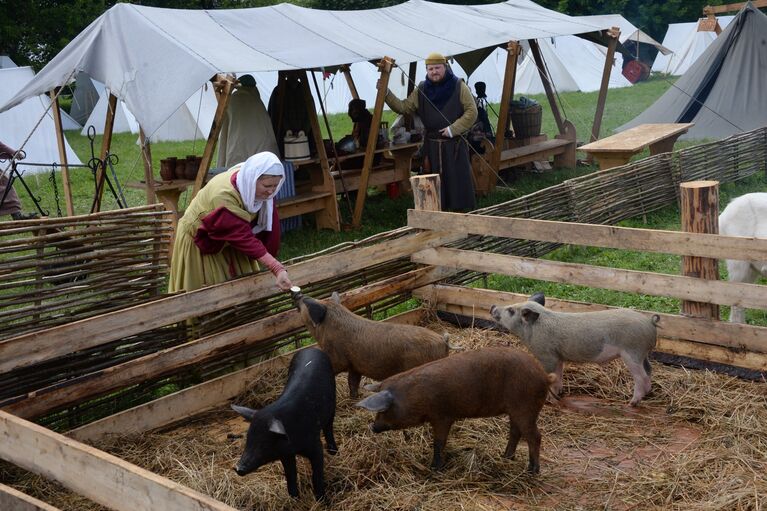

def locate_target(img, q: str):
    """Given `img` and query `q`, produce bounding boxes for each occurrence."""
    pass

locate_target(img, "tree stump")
[410,174,441,211]
[680,180,720,319]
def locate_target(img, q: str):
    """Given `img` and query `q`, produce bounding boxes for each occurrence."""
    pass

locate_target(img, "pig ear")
[304,298,327,326]
[529,292,545,306]
[269,418,287,436]
[521,306,540,325]
[330,292,341,304]
[231,404,257,422]
[356,390,394,412]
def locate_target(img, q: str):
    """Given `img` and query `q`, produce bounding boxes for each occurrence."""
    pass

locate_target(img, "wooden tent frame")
[2,192,767,507]
[48,27,621,221]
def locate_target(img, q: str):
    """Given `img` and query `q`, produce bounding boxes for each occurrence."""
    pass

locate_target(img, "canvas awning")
[0,0,612,138]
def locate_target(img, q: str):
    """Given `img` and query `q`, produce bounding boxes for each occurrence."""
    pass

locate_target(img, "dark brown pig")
[295,291,452,398]
[356,347,553,473]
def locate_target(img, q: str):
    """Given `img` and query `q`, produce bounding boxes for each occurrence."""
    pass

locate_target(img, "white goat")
[719,193,767,323]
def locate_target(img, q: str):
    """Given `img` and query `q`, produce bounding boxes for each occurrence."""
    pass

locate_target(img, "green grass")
[13,75,767,324]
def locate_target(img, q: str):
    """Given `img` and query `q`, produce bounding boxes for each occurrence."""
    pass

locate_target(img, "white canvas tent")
[652,16,734,75]
[70,72,101,126]
[0,55,16,68]
[620,5,766,140]
[0,1,613,139]
[0,67,82,174]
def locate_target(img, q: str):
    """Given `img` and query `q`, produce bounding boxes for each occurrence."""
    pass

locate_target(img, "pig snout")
[234,463,249,476]
[369,421,389,434]
[490,305,500,320]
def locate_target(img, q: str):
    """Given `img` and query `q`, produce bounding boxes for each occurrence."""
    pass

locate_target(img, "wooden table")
[290,142,420,194]
[579,123,694,170]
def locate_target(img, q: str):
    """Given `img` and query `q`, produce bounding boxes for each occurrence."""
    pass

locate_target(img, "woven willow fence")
[1,127,765,431]
[0,205,172,339]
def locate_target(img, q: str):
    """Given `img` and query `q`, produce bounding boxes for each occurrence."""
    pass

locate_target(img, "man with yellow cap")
[384,53,478,211]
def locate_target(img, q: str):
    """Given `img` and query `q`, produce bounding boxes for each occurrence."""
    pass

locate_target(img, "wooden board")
[0,229,464,374]
[406,210,767,262]
[411,247,767,310]
[0,483,60,511]
[5,266,455,419]
[579,123,694,153]
[0,411,236,511]
[69,308,429,442]
[414,284,767,354]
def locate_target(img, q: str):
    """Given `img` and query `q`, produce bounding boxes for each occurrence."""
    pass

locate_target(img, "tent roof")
[579,14,671,54]
[0,0,611,138]
[618,4,767,140]
[651,16,734,75]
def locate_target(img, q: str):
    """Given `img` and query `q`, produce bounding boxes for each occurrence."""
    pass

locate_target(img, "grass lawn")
[11,74,767,322]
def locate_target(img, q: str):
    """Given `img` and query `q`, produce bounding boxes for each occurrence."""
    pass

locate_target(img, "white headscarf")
[235,152,285,234]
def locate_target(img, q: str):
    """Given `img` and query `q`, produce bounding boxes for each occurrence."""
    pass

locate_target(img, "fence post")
[410,174,441,211]
[680,180,720,319]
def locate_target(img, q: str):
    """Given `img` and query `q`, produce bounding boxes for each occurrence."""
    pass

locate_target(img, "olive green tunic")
[168,167,259,292]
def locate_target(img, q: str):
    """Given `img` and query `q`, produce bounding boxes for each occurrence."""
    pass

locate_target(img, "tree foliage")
[0,0,739,71]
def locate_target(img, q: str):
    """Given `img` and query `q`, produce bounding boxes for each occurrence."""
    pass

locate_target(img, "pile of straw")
[3,317,765,510]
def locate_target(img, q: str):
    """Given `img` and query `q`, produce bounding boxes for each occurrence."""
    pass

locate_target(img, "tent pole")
[407,61,417,96]
[493,41,520,170]
[300,70,340,231]
[138,127,156,205]
[92,92,117,213]
[351,56,394,228]
[590,27,620,144]
[274,72,287,146]
[192,74,235,199]
[341,65,360,100]
[48,88,74,216]
[528,39,565,134]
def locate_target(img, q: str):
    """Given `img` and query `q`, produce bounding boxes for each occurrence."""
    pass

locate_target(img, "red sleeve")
[255,203,281,257]
[194,207,268,259]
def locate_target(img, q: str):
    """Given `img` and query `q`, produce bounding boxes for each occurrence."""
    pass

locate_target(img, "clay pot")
[159,157,177,181]
[184,156,200,180]
[175,158,187,180]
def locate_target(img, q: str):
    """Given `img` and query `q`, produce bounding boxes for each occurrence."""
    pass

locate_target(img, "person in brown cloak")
[384,53,478,211]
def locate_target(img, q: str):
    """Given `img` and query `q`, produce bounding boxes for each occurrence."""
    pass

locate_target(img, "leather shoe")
[10,211,39,220]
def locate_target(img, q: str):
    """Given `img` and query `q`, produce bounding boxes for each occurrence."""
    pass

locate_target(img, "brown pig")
[356,347,553,473]
[295,292,451,398]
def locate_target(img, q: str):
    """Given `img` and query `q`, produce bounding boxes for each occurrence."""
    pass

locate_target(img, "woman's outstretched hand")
[275,270,292,291]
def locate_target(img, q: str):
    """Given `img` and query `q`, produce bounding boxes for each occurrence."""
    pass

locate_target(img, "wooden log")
[406,209,767,261]
[414,284,767,354]
[411,247,767,310]
[352,56,394,228]
[68,308,428,442]
[300,70,340,231]
[341,65,359,99]
[48,89,74,216]
[0,411,236,511]
[590,27,620,144]
[680,181,720,319]
[410,174,441,211]
[138,127,156,205]
[4,266,454,419]
[0,483,60,511]
[0,229,463,374]
[528,39,564,134]
[493,41,520,168]
[91,92,117,213]
[192,74,234,198]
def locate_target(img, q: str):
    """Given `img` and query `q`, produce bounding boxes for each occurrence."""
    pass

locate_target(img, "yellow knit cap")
[425,52,447,65]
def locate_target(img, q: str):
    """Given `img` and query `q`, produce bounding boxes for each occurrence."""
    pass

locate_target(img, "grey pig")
[490,293,659,406]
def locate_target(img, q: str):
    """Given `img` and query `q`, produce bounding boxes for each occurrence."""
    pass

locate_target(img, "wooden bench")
[472,120,577,195]
[579,123,694,170]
